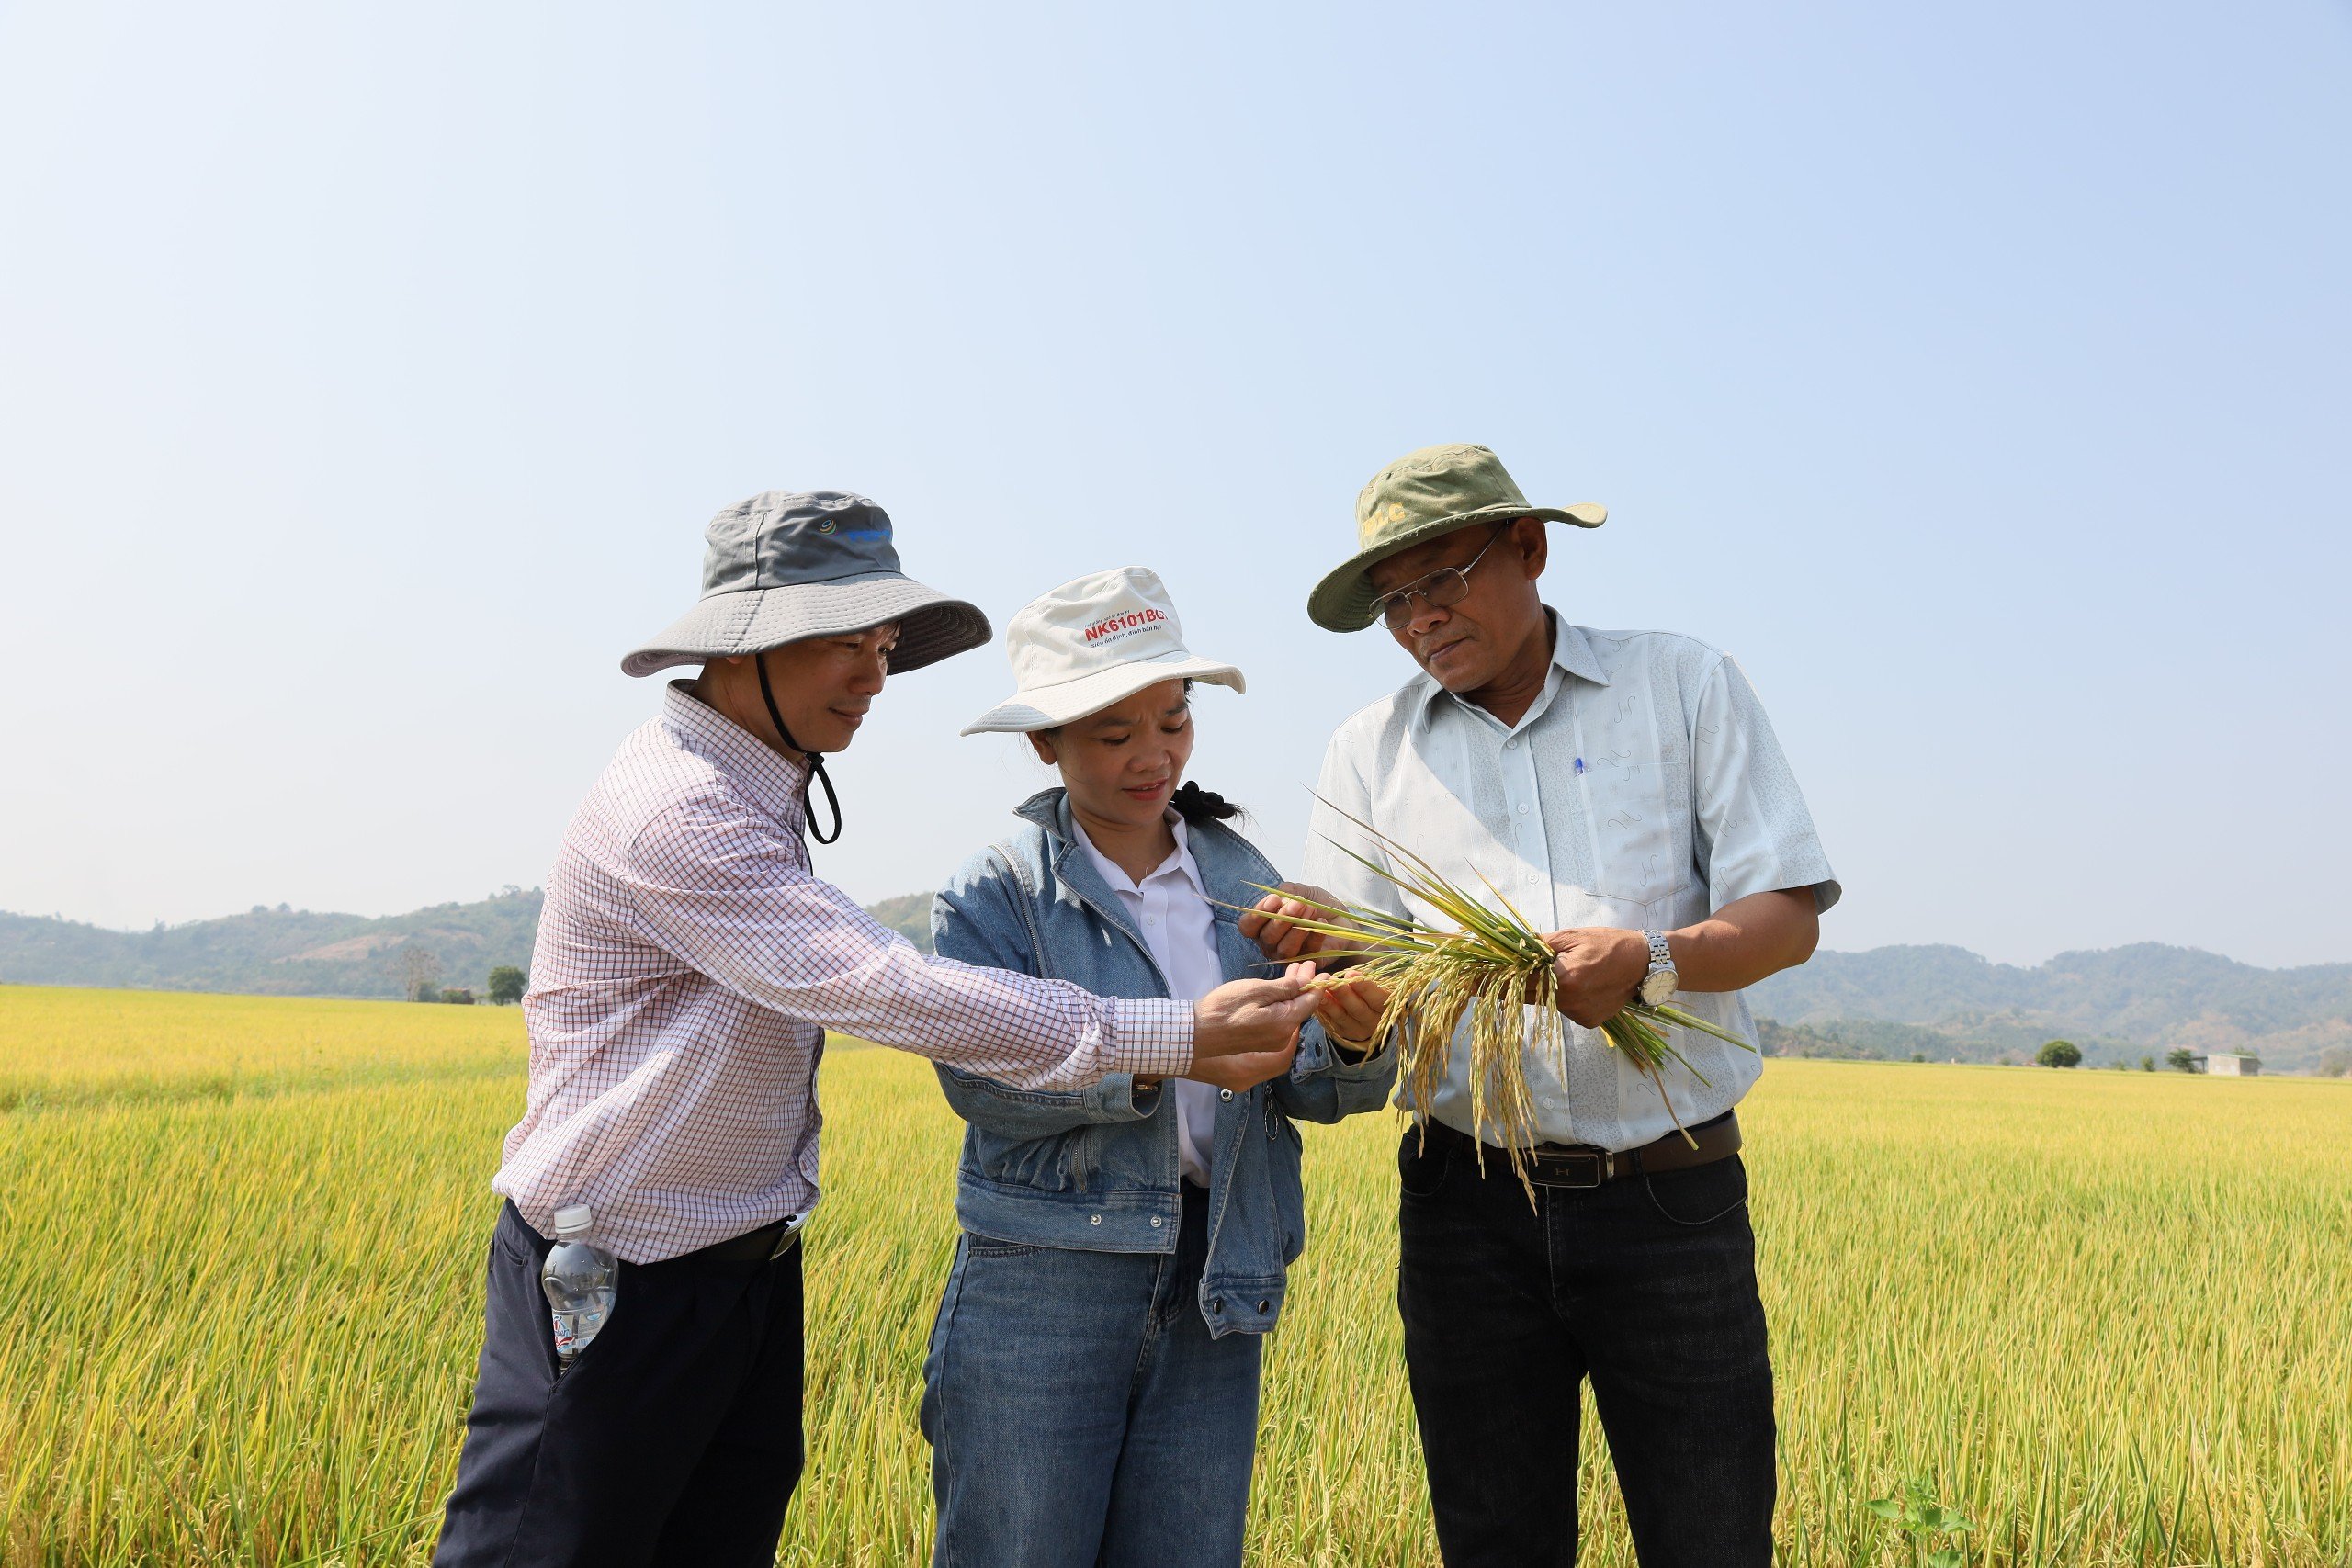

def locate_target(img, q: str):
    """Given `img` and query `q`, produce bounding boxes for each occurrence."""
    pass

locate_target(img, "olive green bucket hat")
[1307,443,1605,632]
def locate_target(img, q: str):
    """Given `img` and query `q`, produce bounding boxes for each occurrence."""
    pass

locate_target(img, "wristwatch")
[1638,930,1679,1006]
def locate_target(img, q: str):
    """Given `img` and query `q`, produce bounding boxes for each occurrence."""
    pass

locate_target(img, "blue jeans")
[921,1184,1262,1568]
[1397,1126,1776,1567]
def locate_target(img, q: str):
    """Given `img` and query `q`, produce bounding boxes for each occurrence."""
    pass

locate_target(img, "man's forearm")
[1664,888,1821,993]
[1548,886,1822,1023]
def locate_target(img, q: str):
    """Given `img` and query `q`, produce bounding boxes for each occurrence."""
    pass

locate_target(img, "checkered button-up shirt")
[497,683,1194,1262]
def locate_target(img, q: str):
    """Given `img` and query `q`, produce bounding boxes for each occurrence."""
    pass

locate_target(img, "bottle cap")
[551,1204,594,1237]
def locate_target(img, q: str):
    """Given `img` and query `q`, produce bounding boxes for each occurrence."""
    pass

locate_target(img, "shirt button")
[1505,739,1518,750]
[1517,803,1531,816]
[1145,916,1158,926]
[1209,1298,1224,1312]
[1089,1214,1102,1225]
[1257,1299,1271,1313]
[1219,1089,1234,1101]
[1150,1215,1164,1228]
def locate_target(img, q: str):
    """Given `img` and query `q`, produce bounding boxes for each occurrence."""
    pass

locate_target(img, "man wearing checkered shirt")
[432,491,1320,1568]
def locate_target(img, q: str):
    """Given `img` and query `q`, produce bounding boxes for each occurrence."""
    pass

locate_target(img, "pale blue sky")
[2,2,2346,967]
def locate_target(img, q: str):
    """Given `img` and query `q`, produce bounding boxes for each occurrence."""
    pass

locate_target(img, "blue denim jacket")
[931,789,1396,1338]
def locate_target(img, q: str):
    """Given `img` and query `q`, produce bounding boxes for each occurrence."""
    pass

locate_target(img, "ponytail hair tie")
[1171,781,1245,823]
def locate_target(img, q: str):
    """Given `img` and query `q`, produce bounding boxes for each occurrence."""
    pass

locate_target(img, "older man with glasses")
[1246,444,1841,1567]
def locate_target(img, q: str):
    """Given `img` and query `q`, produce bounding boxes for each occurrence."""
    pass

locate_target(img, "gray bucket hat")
[622,491,991,678]
[1308,445,1605,632]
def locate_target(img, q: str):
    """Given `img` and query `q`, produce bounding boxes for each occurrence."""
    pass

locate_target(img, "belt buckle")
[1528,1146,1611,1190]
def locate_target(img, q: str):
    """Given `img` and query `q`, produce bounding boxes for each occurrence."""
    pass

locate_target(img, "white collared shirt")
[1303,613,1839,1153]
[1073,813,1223,1185]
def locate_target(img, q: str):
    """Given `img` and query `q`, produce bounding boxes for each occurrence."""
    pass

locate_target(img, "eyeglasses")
[1367,525,1510,630]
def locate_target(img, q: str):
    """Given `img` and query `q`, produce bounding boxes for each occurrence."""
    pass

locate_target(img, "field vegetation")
[1,985,2346,1565]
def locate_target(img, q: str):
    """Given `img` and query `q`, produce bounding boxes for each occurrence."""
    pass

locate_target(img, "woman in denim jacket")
[921,568,1396,1567]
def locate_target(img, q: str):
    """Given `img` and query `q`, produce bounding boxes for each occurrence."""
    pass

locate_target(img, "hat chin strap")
[754,649,843,846]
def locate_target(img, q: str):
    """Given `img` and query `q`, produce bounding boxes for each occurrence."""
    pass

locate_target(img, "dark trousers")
[1396,1130,1776,1567]
[433,1201,806,1568]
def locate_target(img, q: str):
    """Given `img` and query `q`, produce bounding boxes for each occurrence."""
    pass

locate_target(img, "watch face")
[1640,968,1678,1005]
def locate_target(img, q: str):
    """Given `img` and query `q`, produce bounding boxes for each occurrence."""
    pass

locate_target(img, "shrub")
[2035,1040,2083,1069]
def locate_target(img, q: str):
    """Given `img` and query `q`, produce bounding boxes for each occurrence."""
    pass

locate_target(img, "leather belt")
[1418,1111,1741,1189]
[680,1214,803,1264]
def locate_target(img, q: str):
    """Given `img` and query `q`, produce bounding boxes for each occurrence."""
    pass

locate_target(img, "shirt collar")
[1070,808,1205,898]
[1409,608,1611,730]
[661,681,813,829]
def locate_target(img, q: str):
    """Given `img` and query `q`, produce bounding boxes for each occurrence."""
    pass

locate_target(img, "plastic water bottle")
[541,1204,616,1368]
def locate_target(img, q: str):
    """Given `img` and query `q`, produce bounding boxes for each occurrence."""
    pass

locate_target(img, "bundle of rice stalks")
[1251,801,1754,1190]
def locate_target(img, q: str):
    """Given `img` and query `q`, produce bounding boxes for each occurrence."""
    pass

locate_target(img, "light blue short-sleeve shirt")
[1302,612,1839,1153]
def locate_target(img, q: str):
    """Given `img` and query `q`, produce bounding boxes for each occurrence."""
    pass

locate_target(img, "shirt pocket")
[1576,726,1684,908]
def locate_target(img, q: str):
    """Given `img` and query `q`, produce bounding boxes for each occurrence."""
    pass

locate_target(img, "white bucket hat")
[962,567,1245,735]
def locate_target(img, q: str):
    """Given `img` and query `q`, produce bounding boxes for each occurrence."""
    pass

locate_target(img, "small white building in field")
[2205,1052,2259,1077]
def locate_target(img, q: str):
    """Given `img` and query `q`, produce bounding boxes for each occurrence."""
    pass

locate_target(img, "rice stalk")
[1238,797,1758,1189]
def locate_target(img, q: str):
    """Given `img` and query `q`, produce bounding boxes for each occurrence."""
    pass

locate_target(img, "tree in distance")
[2141,1055,2155,1072]
[2035,1040,2083,1069]
[439,987,477,1006]
[2166,1047,2198,1073]
[398,945,441,1004]
[487,966,526,1006]
[2317,1046,2351,1079]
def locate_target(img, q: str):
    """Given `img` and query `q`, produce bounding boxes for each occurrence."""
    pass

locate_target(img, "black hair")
[1171,781,1245,823]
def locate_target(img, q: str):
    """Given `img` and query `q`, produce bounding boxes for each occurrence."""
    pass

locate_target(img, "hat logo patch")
[1081,607,1168,645]
[815,518,837,534]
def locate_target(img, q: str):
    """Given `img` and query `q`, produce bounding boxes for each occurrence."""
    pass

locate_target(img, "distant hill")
[863,893,935,954]
[7,895,2344,1070]
[0,890,549,1000]
[1747,943,2352,1072]
[0,887,939,998]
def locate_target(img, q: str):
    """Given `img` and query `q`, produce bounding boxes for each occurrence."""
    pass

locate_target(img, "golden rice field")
[1,983,2347,1566]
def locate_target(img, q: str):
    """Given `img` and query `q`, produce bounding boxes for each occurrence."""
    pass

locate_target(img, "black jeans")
[1396,1130,1775,1567]
[433,1202,806,1568]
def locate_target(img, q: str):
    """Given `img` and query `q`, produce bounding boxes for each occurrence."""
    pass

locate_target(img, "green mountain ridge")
[0,891,551,999]
[6,897,2345,1071]
[1746,942,2352,1070]
[0,887,939,1001]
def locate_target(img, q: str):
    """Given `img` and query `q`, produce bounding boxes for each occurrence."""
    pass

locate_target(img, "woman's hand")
[1240,882,1353,964]
[1315,975,1390,1057]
